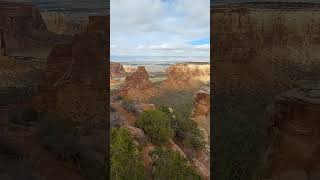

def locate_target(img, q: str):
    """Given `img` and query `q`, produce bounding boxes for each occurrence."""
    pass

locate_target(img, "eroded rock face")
[161,63,210,90]
[0,1,46,37]
[42,12,87,35]
[39,15,108,124]
[212,5,320,91]
[119,66,155,100]
[110,62,126,79]
[192,87,210,145]
[263,81,320,179]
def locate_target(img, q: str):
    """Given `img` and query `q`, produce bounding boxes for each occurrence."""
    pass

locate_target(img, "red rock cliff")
[118,66,154,100]
[161,63,210,90]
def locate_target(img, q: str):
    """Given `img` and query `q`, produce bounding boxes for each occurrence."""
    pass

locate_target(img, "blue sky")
[111,0,210,61]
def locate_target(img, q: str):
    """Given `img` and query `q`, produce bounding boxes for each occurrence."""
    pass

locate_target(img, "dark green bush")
[136,110,174,145]
[111,128,145,180]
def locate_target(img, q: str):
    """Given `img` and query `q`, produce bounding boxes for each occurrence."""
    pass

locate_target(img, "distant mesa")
[160,63,210,90]
[116,62,210,101]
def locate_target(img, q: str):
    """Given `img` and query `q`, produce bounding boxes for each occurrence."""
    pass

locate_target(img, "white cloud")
[111,0,210,60]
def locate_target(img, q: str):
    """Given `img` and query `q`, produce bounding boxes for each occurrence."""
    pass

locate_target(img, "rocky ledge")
[263,81,320,180]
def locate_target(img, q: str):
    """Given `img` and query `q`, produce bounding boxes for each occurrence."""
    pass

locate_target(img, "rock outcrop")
[42,11,87,35]
[192,87,210,145]
[263,81,320,180]
[161,63,210,90]
[118,66,156,101]
[110,62,126,79]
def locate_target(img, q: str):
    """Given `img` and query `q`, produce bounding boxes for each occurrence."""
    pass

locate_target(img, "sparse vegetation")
[159,106,205,150]
[111,128,145,180]
[121,98,136,113]
[148,90,195,117]
[136,110,174,145]
[150,147,201,180]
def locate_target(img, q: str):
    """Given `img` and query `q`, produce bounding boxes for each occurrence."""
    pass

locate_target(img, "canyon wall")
[42,12,87,35]
[212,4,320,90]
[0,1,46,37]
[161,63,210,90]
[39,15,108,124]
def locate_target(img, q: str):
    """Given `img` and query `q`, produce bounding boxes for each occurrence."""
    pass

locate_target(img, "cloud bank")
[111,0,210,61]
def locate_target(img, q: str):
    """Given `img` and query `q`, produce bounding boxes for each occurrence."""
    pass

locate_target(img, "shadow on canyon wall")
[0,1,108,180]
[212,2,320,180]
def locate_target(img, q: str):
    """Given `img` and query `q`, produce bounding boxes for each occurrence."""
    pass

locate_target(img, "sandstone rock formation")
[42,11,87,35]
[161,63,210,90]
[212,4,320,91]
[110,62,126,79]
[39,15,108,124]
[192,87,210,145]
[263,81,320,180]
[118,66,156,101]
[123,65,136,74]
[0,1,46,37]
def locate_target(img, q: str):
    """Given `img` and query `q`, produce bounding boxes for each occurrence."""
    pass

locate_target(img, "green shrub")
[150,147,201,180]
[111,128,145,180]
[136,110,174,145]
[159,106,205,149]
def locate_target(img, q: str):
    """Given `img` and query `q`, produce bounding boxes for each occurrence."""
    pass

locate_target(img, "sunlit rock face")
[161,63,210,90]
[263,81,320,180]
[118,66,155,101]
[192,87,210,145]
